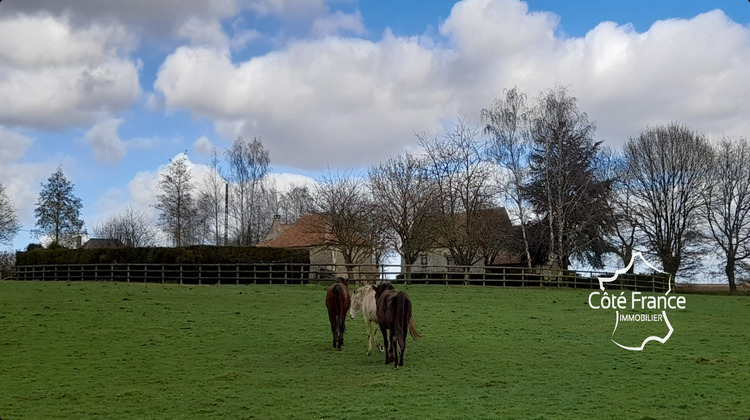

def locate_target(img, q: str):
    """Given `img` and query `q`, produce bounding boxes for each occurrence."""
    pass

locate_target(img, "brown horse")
[373,282,420,368]
[326,279,351,350]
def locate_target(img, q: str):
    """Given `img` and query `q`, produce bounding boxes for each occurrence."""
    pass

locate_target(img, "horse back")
[327,282,350,314]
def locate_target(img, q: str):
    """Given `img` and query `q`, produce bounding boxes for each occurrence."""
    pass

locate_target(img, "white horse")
[349,285,384,356]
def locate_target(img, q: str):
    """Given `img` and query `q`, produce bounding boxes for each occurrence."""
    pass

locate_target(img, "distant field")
[1,281,748,419]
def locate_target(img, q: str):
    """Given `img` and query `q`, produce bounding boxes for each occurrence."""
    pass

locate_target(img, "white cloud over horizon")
[154,0,750,170]
[0,14,141,131]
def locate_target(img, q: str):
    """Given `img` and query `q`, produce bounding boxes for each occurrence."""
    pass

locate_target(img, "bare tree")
[93,205,157,247]
[599,148,639,272]
[195,149,226,245]
[154,155,197,247]
[418,120,495,266]
[482,87,533,266]
[315,171,375,278]
[368,152,436,272]
[225,136,270,245]
[0,182,20,246]
[703,137,750,294]
[279,185,315,224]
[623,122,712,276]
[524,86,612,269]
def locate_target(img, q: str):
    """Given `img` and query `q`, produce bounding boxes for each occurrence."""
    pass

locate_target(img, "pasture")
[1,281,748,419]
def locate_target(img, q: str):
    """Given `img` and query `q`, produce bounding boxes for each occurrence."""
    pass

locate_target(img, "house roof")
[81,238,125,249]
[258,214,334,248]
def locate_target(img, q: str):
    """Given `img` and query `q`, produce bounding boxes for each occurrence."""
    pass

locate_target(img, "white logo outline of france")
[597,251,674,351]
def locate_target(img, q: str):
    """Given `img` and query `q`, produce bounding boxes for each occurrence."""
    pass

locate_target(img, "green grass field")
[1,281,748,419]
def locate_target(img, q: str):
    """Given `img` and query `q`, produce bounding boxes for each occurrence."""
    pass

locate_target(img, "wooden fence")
[9,263,671,292]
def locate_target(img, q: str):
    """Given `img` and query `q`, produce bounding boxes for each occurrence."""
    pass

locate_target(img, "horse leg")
[397,332,406,367]
[388,329,397,366]
[365,319,372,356]
[375,326,384,352]
[338,314,346,347]
[380,325,390,365]
[329,314,337,349]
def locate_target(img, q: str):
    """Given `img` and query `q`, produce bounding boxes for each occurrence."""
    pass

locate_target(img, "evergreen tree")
[524,86,612,269]
[33,166,85,246]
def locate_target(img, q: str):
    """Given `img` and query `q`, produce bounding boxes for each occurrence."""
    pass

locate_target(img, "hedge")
[15,246,310,266]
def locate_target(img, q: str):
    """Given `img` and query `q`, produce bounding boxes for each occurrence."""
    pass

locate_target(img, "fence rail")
[9,263,671,292]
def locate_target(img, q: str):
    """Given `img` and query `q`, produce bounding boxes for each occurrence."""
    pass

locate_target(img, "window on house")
[420,254,428,266]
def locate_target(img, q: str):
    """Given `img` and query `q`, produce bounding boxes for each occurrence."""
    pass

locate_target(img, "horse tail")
[408,316,421,340]
[394,294,407,339]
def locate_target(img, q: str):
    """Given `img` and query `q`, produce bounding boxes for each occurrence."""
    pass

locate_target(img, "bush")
[0,251,14,279]
[15,246,309,266]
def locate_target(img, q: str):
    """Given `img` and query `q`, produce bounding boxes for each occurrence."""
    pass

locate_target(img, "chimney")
[265,215,283,241]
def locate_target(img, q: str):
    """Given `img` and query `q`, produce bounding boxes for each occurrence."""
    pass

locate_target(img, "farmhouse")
[259,214,376,279]
[405,207,522,273]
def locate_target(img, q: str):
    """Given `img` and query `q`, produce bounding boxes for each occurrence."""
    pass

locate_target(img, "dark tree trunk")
[726,257,737,295]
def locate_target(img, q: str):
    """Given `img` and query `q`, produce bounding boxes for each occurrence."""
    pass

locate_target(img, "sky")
[1,0,749,252]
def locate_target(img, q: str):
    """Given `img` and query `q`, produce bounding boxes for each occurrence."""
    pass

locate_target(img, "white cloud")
[0,126,34,164]
[154,33,452,169]
[0,162,58,229]
[155,0,750,169]
[84,118,128,164]
[266,173,318,192]
[174,17,230,49]
[193,136,216,156]
[311,11,366,37]
[0,13,141,131]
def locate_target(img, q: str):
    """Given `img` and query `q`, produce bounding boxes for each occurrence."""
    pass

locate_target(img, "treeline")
[312,85,749,293]
[1,84,747,293]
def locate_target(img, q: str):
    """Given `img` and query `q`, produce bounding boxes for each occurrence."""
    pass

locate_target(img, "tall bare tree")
[279,185,315,224]
[0,182,20,246]
[623,122,712,276]
[154,155,197,247]
[196,149,226,245]
[93,205,157,247]
[525,86,612,269]
[368,152,436,271]
[482,87,533,266]
[418,120,495,266]
[226,136,270,245]
[315,171,375,278]
[33,166,85,247]
[703,137,750,294]
[599,148,639,271]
